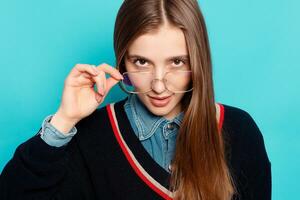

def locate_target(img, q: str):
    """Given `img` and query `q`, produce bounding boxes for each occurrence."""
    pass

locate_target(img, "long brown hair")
[113,0,236,199]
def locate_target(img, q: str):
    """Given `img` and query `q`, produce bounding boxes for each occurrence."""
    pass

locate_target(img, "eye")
[172,59,185,67]
[133,58,149,67]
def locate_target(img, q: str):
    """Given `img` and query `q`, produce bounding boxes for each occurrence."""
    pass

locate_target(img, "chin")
[146,105,173,117]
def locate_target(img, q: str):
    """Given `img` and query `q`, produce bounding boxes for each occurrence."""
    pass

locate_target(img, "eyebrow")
[126,54,189,63]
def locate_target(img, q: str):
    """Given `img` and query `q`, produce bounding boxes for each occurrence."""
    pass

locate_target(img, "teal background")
[0,0,299,199]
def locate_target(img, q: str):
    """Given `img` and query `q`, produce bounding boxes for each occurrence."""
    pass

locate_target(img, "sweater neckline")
[106,97,224,200]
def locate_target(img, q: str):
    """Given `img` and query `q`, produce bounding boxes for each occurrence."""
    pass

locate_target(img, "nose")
[151,79,166,93]
[151,68,167,94]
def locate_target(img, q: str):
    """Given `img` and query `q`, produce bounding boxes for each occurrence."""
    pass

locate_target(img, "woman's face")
[124,24,191,120]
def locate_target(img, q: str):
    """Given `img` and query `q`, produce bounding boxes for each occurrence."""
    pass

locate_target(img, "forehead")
[127,25,188,58]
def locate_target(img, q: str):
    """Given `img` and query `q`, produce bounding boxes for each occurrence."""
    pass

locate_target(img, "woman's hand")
[50,63,123,134]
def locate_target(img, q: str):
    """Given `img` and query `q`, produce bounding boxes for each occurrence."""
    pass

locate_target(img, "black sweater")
[0,97,271,200]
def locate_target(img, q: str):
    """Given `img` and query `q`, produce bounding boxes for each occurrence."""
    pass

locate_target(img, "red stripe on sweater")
[218,103,225,133]
[106,105,173,200]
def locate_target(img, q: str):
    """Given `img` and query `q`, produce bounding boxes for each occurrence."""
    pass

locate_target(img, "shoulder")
[220,103,270,164]
[221,103,262,140]
[221,103,255,126]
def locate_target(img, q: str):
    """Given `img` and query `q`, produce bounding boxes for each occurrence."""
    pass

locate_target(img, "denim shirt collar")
[124,94,184,141]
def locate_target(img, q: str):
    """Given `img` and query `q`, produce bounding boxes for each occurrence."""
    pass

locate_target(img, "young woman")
[0,0,271,199]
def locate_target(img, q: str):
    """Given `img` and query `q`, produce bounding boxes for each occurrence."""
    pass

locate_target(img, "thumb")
[105,77,121,92]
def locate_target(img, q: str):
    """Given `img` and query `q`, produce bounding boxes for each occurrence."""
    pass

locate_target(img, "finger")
[105,77,121,92]
[72,64,98,77]
[79,72,96,85]
[81,72,92,79]
[95,92,104,104]
[99,70,107,95]
[95,63,123,81]
[92,70,106,96]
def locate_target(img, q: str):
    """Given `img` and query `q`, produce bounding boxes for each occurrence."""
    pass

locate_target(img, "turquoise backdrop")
[0,1,299,199]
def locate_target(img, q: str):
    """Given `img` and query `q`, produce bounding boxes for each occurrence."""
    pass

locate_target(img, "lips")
[149,96,171,100]
[148,95,172,107]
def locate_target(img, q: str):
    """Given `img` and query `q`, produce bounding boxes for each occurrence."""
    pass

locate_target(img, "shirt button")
[167,123,174,130]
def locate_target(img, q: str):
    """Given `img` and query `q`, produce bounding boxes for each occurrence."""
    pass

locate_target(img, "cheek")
[173,93,185,104]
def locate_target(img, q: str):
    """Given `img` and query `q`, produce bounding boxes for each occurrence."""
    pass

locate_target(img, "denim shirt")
[39,94,184,172]
[124,94,184,172]
[39,114,77,147]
